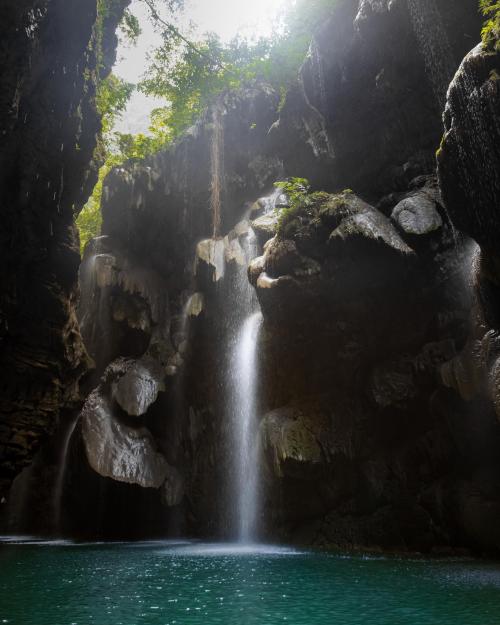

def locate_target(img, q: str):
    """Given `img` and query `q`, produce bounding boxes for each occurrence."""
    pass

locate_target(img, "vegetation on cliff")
[77,0,340,251]
[480,0,500,50]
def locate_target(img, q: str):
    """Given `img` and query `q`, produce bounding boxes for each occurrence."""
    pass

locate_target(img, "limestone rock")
[82,389,169,488]
[111,357,165,418]
[248,256,266,287]
[391,191,443,236]
[329,197,413,255]
[260,406,326,477]
[186,292,204,318]
[94,254,117,289]
[251,214,278,245]
[196,238,226,282]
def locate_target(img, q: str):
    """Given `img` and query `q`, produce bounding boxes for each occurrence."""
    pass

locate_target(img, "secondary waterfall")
[52,417,78,534]
[407,0,456,109]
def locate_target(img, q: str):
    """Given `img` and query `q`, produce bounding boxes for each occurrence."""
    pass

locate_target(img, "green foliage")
[139,0,340,138]
[97,73,135,135]
[77,0,340,251]
[120,8,141,43]
[273,179,354,239]
[480,1,500,50]
[274,178,312,238]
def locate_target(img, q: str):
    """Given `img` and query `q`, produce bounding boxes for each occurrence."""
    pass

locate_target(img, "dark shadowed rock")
[437,43,500,254]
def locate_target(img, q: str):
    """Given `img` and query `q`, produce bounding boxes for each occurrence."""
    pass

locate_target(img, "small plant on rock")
[480,0,500,51]
[273,178,332,239]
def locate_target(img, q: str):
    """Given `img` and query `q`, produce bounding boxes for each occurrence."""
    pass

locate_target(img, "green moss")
[274,181,355,240]
[480,0,500,52]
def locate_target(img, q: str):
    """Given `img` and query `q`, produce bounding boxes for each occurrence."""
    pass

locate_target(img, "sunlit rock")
[391,190,442,236]
[251,214,278,245]
[233,219,251,238]
[186,292,204,318]
[248,256,266,287]
[82,389,169,488]
[94,254,117,288]
[225,236,246,266]
[329,198,413,254]
[196,238,226,282]
[111,357,165,418]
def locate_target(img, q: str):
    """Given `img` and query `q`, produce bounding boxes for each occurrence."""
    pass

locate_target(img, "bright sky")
[114,0,286,134]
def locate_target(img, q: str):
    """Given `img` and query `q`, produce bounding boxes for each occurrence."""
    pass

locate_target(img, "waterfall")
[52,417,78,534]
[232,311,263,543]
[219,223,263,542]
[407,0,456,109]
[310,36,328,115]
[210,104,224,239]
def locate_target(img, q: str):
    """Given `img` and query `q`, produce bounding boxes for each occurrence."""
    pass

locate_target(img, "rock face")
[0,0,128,499]
[436,37,500,554]
[438,44,500,254]
[273,0,482,196]
[437,40,500,396]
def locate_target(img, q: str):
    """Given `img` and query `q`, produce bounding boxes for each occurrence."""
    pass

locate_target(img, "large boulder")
[81,388,169,489]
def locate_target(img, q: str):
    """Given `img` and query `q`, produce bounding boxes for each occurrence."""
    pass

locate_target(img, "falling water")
[310,36,328,115]
[210,104,224,239]
[232,311,263,542]
[407,0,457,109]
[220,223,263,542]
[52,417,79,535]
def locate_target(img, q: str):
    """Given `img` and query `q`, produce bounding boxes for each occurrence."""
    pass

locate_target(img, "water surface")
[1,539,500,624]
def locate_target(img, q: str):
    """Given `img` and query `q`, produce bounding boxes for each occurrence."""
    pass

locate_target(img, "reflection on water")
[1,540,500,625]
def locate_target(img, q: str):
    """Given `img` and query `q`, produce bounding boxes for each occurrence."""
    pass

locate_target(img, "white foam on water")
[159,542,304,557]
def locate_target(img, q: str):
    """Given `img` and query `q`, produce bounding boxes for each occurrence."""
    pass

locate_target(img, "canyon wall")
[0,0,128,501]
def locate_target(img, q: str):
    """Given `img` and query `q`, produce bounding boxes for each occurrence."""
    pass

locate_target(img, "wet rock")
[248,256,266,287]
[186,292,204,318]
[251,214,278,246]
[265,240,304,278]
[111,358,165,418]
[437,44,500,254]
[370,358,418,408]
[196,238,226,282]
[260,406,326,478]
[224,237,246,267]
[112,294,152,334]
[391,190,443,236]
[161,465,185,507]
[94,254,117,288]
[81,389,169,488]
[329,196,413,255]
